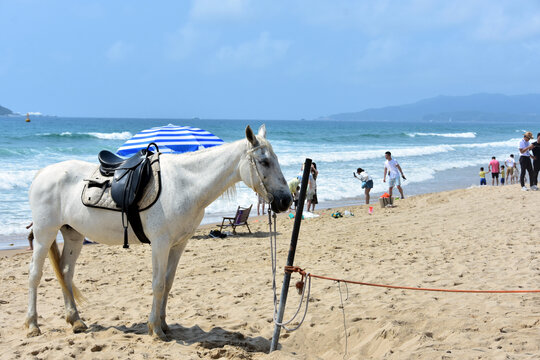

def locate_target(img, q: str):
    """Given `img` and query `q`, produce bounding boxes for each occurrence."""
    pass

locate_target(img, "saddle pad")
[81,153,161,211]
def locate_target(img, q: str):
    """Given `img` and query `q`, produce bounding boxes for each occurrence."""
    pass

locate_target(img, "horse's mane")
[222,183,237,201]
[161,135,270,201]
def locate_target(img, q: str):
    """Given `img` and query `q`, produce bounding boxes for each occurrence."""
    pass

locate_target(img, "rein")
[246,144,274,203]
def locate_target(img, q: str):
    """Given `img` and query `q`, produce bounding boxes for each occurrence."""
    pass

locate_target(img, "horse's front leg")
[160,242,187,332]
[148,241,171,340]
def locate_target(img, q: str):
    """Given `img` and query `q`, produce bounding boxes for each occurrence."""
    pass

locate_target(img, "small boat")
[25,113,31,122]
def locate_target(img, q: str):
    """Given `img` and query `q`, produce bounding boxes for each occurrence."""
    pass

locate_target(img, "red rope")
[284,266,540,294]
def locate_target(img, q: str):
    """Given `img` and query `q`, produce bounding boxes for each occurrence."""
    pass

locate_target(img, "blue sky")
[1,0,540,119]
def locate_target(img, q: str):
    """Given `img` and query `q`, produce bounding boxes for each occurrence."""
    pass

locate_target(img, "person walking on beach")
[383,151,406,199]
[307,163,318,212]
[531,133,540,189]
[505,154,516,184]
[489,156,500,186]
[257,193,267,215]
[354,167,373,204]
[519,132,536,191]
[500,165,505,185]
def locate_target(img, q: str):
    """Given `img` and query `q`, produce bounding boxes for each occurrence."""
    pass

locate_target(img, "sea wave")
[0,223,32,237]
[86,131,132,140]
[453,138,520,148]
[37,131,132,140]
[277,137,522,166]
[278,144,456,166]
[0,170,36,190]
[406,132,476,138]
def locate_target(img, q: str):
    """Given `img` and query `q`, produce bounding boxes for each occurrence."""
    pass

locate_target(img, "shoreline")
[0,164,510,250]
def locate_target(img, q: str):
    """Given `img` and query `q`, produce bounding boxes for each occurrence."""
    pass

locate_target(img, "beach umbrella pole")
[270,158,312,353]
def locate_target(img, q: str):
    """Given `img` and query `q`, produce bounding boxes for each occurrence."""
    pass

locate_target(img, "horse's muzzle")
[270,192,292,213]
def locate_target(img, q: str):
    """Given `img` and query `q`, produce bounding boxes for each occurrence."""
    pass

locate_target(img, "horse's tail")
[48,240,86,305]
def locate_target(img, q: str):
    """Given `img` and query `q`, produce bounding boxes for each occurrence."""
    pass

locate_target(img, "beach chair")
[219,205,252,235]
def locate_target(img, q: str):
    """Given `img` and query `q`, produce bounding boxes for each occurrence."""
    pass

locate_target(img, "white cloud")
[166,24,200,60]
[356,38,402,70]
[190,0,250,21]
[474,7,540,41]
[216,32,290,68]
[295,0,540,42]
[106,41,130,62]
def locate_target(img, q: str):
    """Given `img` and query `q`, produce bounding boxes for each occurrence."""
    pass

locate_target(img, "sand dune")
[0,185,538,359]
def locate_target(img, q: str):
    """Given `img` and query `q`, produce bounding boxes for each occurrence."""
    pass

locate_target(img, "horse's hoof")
[148,322,168,341]
[26,326,41,338]
[72,319,88,333]
[152,331,169,341]
[161,322,170,333]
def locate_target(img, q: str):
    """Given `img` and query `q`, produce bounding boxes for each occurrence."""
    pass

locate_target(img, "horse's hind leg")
[25,228,56,337]
[59,225,87,333]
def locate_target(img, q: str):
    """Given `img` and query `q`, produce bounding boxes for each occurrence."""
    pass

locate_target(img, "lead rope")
[337,281,349,359]
[269,210,312,332]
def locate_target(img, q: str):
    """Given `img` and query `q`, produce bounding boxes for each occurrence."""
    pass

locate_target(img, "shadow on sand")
[88,322,275,353]
[191,230,281,240]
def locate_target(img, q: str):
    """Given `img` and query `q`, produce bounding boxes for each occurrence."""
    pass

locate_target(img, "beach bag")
[379,197,394,208]
[209,230,227,239]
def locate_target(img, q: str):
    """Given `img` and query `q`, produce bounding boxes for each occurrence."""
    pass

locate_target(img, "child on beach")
[512,165,519,184]
[479,167,488,186]
[287,177,300,210]
[500,165,505,185]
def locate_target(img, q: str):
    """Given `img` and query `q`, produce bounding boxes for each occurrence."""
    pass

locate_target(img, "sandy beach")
[0,184,538,359]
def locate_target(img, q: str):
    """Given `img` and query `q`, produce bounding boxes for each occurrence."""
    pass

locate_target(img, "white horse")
[26,125,292,339]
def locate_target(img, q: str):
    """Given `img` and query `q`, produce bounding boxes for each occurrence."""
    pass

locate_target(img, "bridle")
[246,143,274,204]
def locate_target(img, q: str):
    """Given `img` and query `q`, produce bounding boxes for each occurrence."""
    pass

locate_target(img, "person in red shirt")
[489,156,500,186]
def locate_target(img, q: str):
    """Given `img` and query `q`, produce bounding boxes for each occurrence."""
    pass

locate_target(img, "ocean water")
[0,115,534,248]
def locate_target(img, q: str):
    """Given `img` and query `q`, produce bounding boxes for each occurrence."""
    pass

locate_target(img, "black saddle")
[98,143,158,248]
[99,151,146,176]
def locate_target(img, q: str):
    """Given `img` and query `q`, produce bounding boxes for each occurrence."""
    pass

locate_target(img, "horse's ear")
[245,125,259,146]
[258,124,267,139]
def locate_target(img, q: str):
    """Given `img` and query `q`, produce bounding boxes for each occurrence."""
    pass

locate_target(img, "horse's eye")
[259,159,270,167]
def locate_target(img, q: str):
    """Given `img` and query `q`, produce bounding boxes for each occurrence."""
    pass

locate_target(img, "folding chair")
[219,205,253,235]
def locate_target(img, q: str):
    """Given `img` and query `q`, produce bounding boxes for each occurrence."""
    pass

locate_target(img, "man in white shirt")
[519,131,536,191]
[383,151,406,199]
[505,154,516,184]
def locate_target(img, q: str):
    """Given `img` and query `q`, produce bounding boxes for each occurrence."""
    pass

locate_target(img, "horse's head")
[240,125,292,213]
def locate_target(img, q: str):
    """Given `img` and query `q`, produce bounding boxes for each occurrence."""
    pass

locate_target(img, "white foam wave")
[406,132,476,138]
[0,223,32,236]
[86,131,132,140]
[0,170,35,190]
[276,137,522,167]
[278,144,456,166]
[453,138,520,148]
[60,132,72,136]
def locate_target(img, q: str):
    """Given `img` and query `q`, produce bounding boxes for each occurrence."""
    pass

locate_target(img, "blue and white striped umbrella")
[117,124,224,156]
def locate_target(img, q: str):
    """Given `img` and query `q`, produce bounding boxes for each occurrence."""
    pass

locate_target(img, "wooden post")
[270,158,312,352]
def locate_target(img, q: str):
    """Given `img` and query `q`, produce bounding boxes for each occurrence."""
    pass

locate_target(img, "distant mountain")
[0,105,13,116]
[324,94,540,122]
